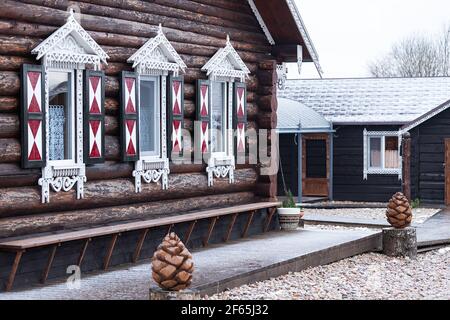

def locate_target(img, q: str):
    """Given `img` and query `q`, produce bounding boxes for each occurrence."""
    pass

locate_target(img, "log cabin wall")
[333,125,402,202]
[409,107,450,205]
[0,0,278,238]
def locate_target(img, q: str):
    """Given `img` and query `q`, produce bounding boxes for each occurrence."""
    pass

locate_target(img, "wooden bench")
[0,202,280,291]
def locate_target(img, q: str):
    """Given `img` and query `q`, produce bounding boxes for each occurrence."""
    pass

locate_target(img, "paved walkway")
[0,229,380,300]
[417,208,450,247]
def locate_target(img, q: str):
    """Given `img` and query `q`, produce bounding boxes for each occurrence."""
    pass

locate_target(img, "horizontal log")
[0,138,20,162]
[0,191,257,238]
[0,27,269,66]
[0,113,18,138]
[0,71,19,96]
[78,0,258,31]
[0,168,258,217]
[22,0,267,45]
[0,1,269,54]
[0,96,17,113]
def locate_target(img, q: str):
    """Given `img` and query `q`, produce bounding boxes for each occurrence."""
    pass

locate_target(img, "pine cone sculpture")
[152,232,194,291]
[386,192,413,228]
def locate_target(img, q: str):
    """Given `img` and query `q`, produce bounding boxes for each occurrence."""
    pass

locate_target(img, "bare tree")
[369,25,450,77]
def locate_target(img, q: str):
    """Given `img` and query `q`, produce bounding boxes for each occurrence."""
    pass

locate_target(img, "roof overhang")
[248,0,322,75]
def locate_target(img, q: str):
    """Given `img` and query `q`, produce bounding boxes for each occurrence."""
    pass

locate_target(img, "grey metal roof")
[277,97,332,133]
[278,77,450,124]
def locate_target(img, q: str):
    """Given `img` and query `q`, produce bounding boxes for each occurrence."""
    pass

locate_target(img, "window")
[139,76,160,158]
[122,25,187,192]
[48,70,75,163]
[369,137,382,168]
[200,35,250,187]
[211,81,227,154]
[363,129,401,180]
[368,136,399,170]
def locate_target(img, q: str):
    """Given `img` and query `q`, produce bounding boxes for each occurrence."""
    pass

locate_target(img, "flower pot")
[278,208,301,231]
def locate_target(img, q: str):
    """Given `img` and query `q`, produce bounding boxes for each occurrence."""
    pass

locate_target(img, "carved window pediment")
[32,11,109,67]
[128,25,187,76]
[202,36,250,82]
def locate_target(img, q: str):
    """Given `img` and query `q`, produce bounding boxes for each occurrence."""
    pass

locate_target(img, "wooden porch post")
[329,128,334,201]
[402,132,411,201]
[297,133,302,204]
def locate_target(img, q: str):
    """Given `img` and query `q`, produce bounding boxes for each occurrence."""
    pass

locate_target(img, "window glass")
[49,71,72,161]
[385,136,399,168]
[211,81,226,153]
[369,137,382,168]
[140,78,160,157]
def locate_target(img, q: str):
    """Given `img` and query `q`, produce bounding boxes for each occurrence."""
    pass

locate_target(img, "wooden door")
[302,134,329,197]
[445,139,450,205]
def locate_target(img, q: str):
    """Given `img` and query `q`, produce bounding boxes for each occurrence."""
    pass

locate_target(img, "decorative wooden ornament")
[152,232,194,291]
[386,192,413,228]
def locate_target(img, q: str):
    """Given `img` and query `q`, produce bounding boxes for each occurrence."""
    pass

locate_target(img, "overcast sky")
[289,0,450,79]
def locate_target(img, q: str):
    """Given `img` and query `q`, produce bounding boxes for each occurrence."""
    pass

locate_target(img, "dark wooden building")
[278,77,450,204]
[0,0,321,291]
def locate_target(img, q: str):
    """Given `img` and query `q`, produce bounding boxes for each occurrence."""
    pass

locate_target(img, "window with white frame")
[21,10,108,203]
[200,36,250,187]
[363,129,402,180]
[123,24,187,193]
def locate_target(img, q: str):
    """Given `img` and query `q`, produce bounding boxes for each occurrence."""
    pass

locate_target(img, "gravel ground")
[207,246,450,300]
[303,207,439,224]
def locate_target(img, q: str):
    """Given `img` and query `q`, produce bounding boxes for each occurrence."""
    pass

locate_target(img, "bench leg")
[224,213,238,242]
[77,238,91,267]
[41,244,58,284]
[133,229,149,263]
[264,207,277,232]
[167,224,174,235]
[203,217,218,247]
[5,250,24,291]
[103,233,120,271]
[184,220,197,245]
[242,210,256,238]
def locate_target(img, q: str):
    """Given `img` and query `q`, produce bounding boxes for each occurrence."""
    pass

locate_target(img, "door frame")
[302,133,330,197]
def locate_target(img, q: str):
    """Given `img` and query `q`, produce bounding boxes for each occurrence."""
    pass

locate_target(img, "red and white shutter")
[196,80,211,155]
[20,64,46,168]
[120,72,139,162]
[84,70,105,164]
[233,82,247,157]
[167,75,184,158]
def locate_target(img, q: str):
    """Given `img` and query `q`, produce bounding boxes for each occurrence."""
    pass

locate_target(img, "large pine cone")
[152,232,194,291]
[386,192,413,228]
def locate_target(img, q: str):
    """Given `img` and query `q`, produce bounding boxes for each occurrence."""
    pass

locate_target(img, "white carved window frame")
[31,10,108,203]
[127,24,186,193]
[202,36,250,187]
[363,129,402,180]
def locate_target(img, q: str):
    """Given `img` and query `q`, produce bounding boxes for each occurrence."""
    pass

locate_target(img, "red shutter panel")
[120,71,139,162]
[167,75,184,158]
[196,79,211,155]
[84,70,105,164]
[20,64,46,169]
[233,82,247,157]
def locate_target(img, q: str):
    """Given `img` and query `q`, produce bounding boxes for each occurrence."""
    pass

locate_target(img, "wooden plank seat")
[0,202,280,291]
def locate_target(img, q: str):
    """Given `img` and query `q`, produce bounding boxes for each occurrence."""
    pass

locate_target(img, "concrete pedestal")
[382,227,417,259]
[149,287,200,300]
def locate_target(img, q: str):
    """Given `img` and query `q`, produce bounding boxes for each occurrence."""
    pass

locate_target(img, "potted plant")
[278,190,302,231]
